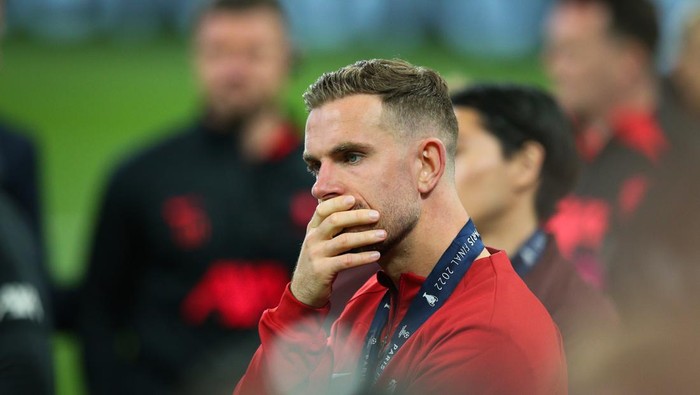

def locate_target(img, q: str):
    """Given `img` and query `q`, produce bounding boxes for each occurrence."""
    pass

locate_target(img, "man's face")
[303,94,421,254]
[195,8,290,121]
[453,108,515,228]
[544,3,621,118]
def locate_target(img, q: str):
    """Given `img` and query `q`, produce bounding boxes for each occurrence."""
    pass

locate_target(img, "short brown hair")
[451,84,579,222]
[303,59,459,169]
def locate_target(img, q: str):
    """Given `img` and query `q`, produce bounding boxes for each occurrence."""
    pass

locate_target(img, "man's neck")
[478,203,539,256]
[206,106,287,161]
[577,76,658,157]
[239,109,287,161]
[582,75,658,131]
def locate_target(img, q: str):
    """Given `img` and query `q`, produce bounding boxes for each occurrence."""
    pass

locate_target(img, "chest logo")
[398,325,410,339]
[386,379,398,393]
[182,260,290,328]
[422,292,438,307]
[162,195,211,250]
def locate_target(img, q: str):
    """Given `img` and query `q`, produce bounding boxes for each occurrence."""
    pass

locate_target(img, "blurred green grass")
[0,37,546,395]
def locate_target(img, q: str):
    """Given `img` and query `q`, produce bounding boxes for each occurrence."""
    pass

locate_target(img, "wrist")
[290,281,329,309]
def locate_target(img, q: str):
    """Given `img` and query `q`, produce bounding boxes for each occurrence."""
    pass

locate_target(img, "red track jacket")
[234,249,567,395]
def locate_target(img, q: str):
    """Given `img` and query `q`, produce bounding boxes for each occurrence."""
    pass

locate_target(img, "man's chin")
[209,100,263,123]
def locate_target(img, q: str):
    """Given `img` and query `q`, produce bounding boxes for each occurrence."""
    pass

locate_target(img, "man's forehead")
[307,94,385,126]
[549,2,611,37]
[303,95,388,152]
[303,127,379,161]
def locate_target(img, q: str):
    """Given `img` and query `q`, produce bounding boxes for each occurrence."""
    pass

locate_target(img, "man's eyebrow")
[330,142,373,156]
[303,142,373,164]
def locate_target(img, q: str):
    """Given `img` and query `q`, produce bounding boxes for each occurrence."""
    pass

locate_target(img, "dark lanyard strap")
[358,219,484,386]
[510,229,548,278]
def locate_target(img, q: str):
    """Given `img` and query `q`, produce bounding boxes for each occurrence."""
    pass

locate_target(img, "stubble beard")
[207,94,273,131]
[346,199,420,256]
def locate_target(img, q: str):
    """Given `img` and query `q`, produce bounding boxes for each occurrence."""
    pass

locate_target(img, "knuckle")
[306,227,319,240]
[306,219,315,231]
[327,213,340,226]
[308,244,324,260]
[340,253,354,268]
[336,233,351,249]
[354,210,365,221]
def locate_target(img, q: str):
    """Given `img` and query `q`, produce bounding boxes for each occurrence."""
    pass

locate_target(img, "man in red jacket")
[234,59,567,395]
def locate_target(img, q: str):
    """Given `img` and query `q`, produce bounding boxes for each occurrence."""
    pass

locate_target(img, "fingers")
[290,195,385,307]
[316,209,380,239]
[308,195,356,229]
[323,229,387,256]
[329,250,382,272]
[307,195,381,240]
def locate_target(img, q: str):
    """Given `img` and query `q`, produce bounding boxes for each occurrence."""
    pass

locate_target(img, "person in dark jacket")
[543,0,668,288]
[451,84,618,391]
[0,3,54,391]
[0,191,54,394]
[78,1,315,394]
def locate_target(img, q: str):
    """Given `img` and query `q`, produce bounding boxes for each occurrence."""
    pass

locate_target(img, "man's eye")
[346,153,362,164]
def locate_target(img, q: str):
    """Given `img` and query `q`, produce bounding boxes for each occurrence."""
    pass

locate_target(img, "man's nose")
[311,164,344,202]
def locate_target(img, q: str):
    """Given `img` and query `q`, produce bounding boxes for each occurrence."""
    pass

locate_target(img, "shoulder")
[118,124,195,173]
[0,122,36,161]
[0,119,33,143]
[432,249,564,362]
[107,124,196,188]
[457,249,549,321]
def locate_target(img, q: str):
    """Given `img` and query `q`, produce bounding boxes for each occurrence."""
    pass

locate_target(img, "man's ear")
[510,141,544,191]
[416,138,447,194]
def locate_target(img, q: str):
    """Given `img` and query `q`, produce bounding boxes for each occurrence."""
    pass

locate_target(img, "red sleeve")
[233,284,334,395]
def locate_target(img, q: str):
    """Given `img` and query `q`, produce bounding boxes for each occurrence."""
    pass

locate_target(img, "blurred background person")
[606,5,700,337]
[0,119,80,332]
[451,84,618,392]
[0,125,42,250]
[77,1,315,394]
[0,191,54,395]
[544,2,700,390]
[0,122,60,318]
[2,0,698,393]
[0,0,54,393]
[543,0,680,289]
[577,95,700,394]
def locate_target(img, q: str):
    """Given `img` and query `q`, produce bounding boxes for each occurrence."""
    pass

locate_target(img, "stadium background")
[0,0,692,393]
